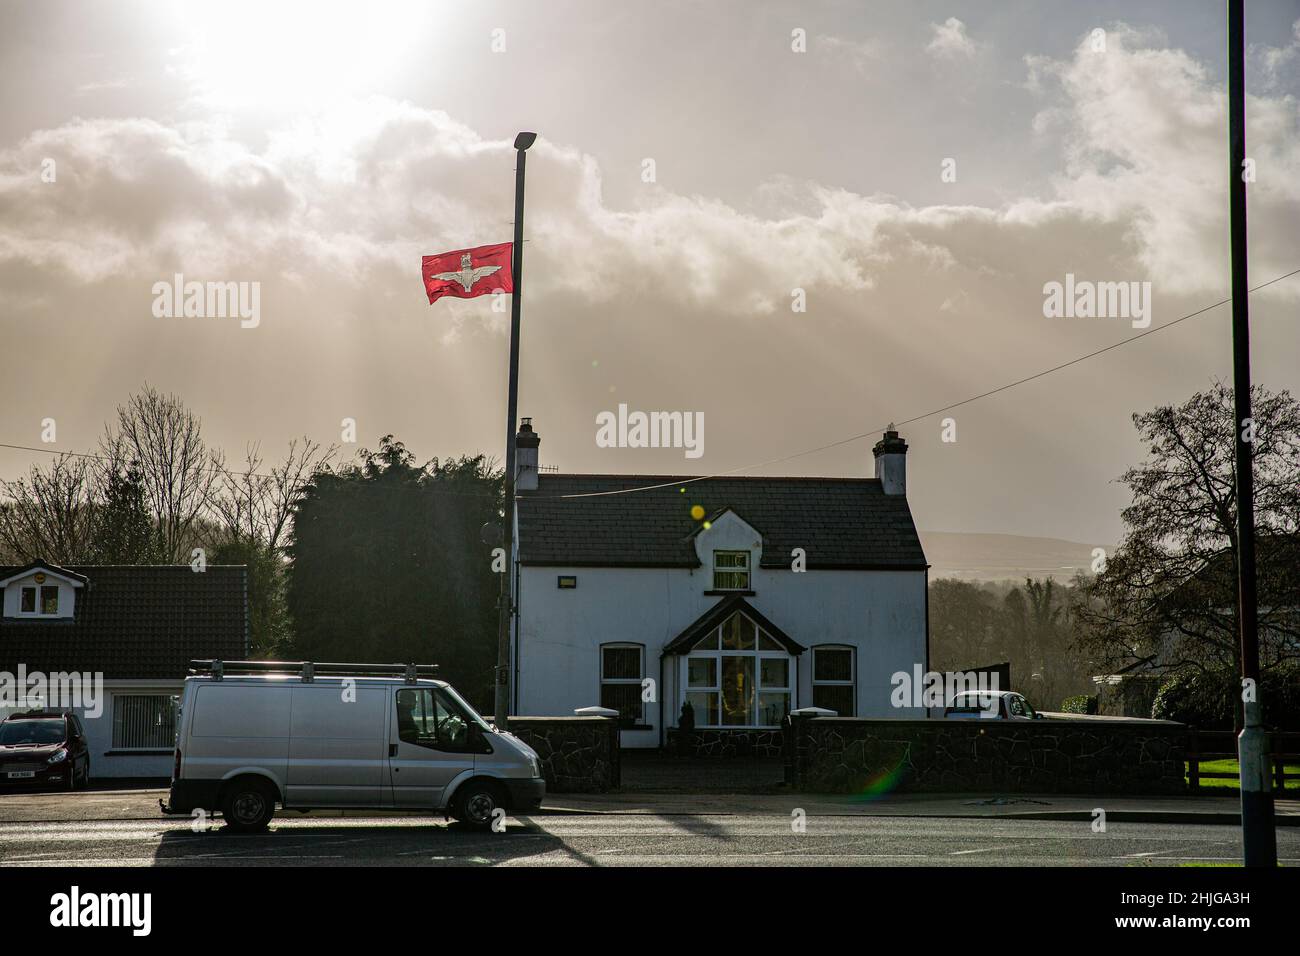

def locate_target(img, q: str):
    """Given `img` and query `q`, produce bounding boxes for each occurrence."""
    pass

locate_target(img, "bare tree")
[209,437,336,553]
[0,454,99,564]
[99,385,222,563]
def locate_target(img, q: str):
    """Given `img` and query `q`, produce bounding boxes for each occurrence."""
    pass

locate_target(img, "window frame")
[599,642,646,728]
[16,583,60,617]
[711,550,751,591]
[685,611,791,729]
[811,644,856,717]
[111,694,177,751]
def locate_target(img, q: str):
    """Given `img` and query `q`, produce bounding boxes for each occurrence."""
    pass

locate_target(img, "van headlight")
[530,756,543,778]
[47,748,68,765]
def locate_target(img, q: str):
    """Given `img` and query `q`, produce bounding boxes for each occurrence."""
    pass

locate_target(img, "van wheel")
[451,780,505,830]
[221,779,275,832]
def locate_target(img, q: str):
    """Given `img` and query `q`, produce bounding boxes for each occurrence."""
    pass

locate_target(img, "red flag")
[421,242,513,304]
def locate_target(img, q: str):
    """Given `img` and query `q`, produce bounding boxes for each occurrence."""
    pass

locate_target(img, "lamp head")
[514,131,537,151]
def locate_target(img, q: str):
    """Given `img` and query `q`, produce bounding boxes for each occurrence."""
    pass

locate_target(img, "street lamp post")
[493,131,536,727]
[1226,0,1275,868]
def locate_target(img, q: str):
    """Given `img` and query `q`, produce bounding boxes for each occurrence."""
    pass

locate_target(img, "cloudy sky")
[1,0,1298,545]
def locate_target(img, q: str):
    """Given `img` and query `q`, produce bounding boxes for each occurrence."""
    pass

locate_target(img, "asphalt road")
[3,812,1299,866]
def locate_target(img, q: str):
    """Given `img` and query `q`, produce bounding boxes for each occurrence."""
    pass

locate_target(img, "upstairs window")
[712,550,750,590]
[18,585,59,616]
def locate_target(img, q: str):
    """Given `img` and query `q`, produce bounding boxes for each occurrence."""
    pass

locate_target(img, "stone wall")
[787,716,1187,795]
[504,716,620,793]
[667,728,784,758]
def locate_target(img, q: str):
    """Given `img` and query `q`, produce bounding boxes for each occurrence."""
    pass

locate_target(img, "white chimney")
[515,418,540,491]
[872,427,908,496]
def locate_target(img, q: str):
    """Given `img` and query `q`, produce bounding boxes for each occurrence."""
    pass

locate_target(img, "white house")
[0,560,247,778]
[511,421,930,753]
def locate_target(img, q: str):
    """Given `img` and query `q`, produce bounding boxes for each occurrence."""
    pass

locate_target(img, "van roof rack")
[188,660,439,684]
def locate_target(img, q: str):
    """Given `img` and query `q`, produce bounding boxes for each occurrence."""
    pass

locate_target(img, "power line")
[541,266,1300,500]
[1,267,1297,502]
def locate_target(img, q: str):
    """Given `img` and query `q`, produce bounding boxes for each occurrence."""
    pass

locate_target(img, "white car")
[943,689,1042,720]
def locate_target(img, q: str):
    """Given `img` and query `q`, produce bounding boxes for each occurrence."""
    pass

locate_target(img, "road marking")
[4,855,349,864]
[950,845,1014,855]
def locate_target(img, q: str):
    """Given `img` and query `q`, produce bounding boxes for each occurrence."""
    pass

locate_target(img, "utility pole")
[493,131,536,728]
[1227,0,1276,868]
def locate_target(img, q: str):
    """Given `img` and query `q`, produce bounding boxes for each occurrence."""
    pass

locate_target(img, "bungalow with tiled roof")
[510,421,929,754]
[0,560,247,778]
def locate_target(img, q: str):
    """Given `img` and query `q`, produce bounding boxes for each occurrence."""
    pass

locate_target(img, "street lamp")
[1226,1,1275,867]
[494,131,537,727]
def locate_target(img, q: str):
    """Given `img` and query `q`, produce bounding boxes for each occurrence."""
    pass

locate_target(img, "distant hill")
[918,531,1113,583]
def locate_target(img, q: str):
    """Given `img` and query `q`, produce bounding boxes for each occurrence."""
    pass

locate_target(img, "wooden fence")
[1186,728,1300,792]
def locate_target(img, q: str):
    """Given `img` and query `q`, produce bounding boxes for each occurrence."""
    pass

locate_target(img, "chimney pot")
[872,429,908,496]
[515,417,540,490]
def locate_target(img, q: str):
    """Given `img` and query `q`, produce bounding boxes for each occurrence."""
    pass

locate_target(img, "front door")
[387,687,475,808]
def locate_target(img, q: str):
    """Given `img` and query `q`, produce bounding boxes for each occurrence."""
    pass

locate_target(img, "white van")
[163,660,545,832]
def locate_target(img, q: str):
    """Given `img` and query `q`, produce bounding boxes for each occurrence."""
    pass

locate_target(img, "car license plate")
[7,770,35,779]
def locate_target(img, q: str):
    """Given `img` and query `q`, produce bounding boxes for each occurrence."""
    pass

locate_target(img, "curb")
[3,808,1297,826]
[992,809,1300,826]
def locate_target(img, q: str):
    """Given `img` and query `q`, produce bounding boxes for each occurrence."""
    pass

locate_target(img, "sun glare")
[172,0,429,111]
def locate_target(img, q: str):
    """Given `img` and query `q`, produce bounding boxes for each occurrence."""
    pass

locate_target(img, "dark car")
[0,710,91,790]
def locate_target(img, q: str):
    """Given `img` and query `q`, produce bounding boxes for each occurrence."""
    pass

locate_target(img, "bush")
[1151,665,1300,730]
[1061,695,1098,715]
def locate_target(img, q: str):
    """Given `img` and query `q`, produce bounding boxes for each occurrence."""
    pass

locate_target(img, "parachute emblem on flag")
[430,253,502,293]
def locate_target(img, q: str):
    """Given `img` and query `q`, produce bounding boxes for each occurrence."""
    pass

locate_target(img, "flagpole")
[495,131,536,726]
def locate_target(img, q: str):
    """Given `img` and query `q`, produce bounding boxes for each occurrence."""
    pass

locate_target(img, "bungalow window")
[812,645,855,716]
[112,695,176,750]
[600,643,645,728]
[18,585,58,615]
[712,550,750,590]
[686,611,790,728]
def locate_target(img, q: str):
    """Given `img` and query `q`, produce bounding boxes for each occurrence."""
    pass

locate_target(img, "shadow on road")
[152,817,581,866]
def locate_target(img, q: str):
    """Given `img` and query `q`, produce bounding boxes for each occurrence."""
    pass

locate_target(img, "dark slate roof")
[517,474,927,569]
[0,565,247,679]
[662,595,806,657]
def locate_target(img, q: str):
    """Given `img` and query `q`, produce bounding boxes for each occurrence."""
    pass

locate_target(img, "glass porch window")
[685,611,790,728]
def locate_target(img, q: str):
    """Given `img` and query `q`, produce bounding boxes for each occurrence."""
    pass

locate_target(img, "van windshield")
[441,685,492,731]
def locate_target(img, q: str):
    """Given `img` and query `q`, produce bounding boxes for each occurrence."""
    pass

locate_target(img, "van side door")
[388,687,476,808]
[287,684,388,807]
